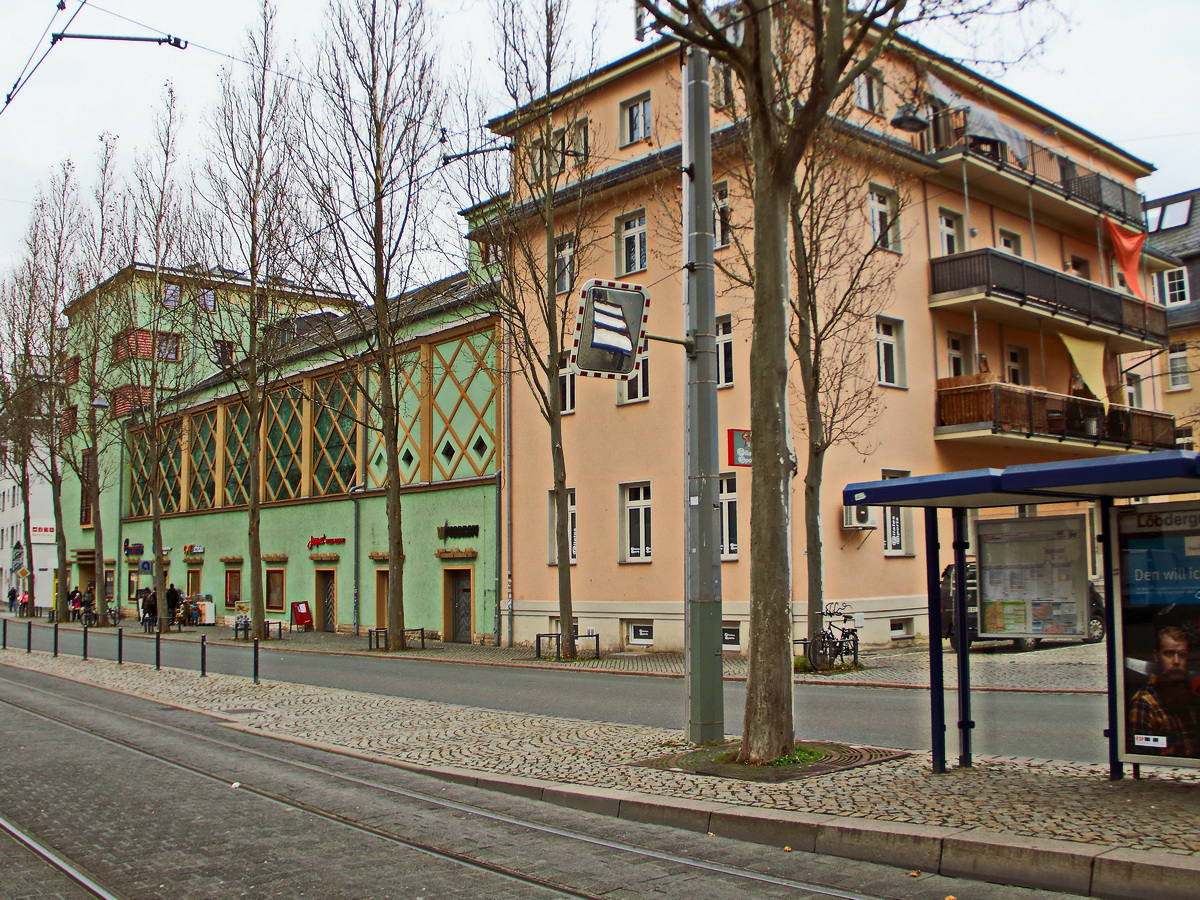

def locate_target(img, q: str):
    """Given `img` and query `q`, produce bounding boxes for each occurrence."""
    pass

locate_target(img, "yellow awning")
[1059,333,1109,411]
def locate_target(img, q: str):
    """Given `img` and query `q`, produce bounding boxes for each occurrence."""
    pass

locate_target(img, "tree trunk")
[20,464,34,611]
[548,393,575,659]
[248,388,266,640]
[739,163,797,765]
[88,410,106,619]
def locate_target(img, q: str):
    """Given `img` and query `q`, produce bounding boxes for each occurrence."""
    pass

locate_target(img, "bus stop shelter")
[843,449,1200,780]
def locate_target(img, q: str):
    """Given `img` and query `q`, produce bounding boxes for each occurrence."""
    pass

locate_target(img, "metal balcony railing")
[911,108,1146,227]
[937,382,1176,450]
[929,249,1167,343]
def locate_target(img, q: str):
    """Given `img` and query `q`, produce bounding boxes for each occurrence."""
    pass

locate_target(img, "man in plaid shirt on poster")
[1128,625,1200,757]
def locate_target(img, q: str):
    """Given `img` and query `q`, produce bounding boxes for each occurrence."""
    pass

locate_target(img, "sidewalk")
[1,622,1197,898]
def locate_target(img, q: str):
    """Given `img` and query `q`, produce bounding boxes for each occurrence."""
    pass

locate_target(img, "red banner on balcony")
[1104,217,1146,301]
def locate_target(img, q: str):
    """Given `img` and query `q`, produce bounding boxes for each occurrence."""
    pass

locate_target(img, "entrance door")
[374,570,387,627]
[314,570,336,633]
[446,570,472,643]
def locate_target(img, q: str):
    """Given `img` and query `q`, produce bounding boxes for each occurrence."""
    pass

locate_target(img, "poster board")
[976,514,1089,639]
[1116,501,1200,767]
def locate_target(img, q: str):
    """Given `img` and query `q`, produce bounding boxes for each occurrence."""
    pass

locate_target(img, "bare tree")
[299,0,446,650]
[193,0,309,640]
[635,0,1046,763]
[456,0,602,657]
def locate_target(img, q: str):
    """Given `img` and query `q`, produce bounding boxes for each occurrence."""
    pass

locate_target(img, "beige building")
[479,32,1178,651]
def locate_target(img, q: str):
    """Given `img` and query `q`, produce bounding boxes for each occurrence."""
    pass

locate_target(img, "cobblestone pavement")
[2,648,1196,860]
[9,615,1107,691]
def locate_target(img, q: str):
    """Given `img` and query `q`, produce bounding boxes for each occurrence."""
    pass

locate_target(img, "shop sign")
[184,544,205,555]
[307,535,347,550]
[727,429,752,467]
[123,539,145,556]
[437,524,479,539]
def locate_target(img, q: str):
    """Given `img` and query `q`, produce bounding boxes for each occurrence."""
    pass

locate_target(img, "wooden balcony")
[930,249,1167,353]
[935,379,1176,453]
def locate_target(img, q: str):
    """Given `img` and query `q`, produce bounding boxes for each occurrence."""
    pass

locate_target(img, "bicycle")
[805,602,859,671]
[79,603,99,628]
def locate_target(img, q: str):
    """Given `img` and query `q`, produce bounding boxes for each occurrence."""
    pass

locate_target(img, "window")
[719,473,738,560]
[721,622,741,651]
[625,620,654,646]
[937,209,963,256]
[882,469,913,556]
[1005,344,1029,386]
[571,119,590,167]
[558,357,576,414]
[162,283,181,308]
[868,186,900,252]
[998,229,1022,257]
[213,340,235,366]
[198,289,216,312]
[1067,255,1090,280]
[619,211,647,275]
[1169,343,1190,390]
[622,356,649,403]
[157,333,180,361]
[946,333,971,378]
[1156,268,1190,306]
[266,568,285,612]
[548,487,577,564]
[80,448,95,526]
[713,182,731,248]
[712,60,735,109]
[876,318,905,387]
[60,405,78,436]
[1124,373,1143,409]
[526,137,545,183]
[716,316,734,387]
[621,482,652,562]
[554,236,575,294]
[854,69,885,116]
[621,94,651,144]
[1146,198,1193,232]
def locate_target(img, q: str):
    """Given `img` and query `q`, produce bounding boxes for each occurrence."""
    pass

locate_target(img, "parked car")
[940,562,1106,651]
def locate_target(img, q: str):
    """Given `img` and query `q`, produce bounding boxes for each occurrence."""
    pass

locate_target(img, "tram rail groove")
[0,674,893,900]
[0,810,125,900]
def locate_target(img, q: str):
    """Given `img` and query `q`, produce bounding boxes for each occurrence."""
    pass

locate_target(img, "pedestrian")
[6,587,15,613]
[19,590,28,616]
[69,585,82,620]
[166,583,181,626]
[142,589,157,632]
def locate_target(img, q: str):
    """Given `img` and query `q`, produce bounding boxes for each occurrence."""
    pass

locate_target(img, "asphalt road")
[12,626,1111,763]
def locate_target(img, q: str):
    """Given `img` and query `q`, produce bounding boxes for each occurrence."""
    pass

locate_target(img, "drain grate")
[635,741,908,783]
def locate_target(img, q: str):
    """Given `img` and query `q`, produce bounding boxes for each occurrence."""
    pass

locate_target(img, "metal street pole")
[682,43,723,744]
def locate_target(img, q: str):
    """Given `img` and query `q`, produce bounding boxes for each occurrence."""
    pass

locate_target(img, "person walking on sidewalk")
[166,584,181,626]
[6,587,15,613]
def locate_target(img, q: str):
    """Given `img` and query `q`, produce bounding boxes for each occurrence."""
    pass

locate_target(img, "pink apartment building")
[477,32,1178,651]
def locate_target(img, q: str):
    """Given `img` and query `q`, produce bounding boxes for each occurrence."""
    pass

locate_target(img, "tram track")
[0,671,894,900]
[0,810,124,899]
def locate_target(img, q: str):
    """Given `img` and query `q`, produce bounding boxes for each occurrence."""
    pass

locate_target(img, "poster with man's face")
[1117,502,1200,766]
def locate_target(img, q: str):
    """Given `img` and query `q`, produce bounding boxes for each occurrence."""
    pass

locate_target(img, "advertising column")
[1117,502,1200,766]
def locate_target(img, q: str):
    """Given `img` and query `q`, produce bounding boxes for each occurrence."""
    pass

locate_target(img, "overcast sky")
[1,0,1196,274]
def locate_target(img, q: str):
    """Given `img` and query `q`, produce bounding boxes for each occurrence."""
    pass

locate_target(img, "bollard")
[253,637,260,685]
[83,626,89,661]
[155,632,161,671]
[27,621,32,653]
[118,628,123,665]
[200,635,207,677]
[53,623,59,658]
[2,618,6,649]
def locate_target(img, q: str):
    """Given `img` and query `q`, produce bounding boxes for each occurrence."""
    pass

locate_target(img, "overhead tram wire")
[6,1,68,105]
[1,0,90,118]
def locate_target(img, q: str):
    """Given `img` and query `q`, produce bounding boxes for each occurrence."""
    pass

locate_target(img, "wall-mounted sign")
[123,539,144,556]
[31,525,55,538]
[727,429,752,467]
[140,560,152,573]
[438,524,479,540]
[183,544,205,555]
[307,535,347,550]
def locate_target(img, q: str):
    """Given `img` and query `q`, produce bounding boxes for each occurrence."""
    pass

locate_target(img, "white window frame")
[716,316,734,387]
[554,236,575,295]
[621,94,652,145]
[882,469,913,557]
[571,119,589,168]
[1006,344,1030,386]
[620,354,648,404]
[713,182,731,249]
[548,487,577,564]
[559,364,576,414]
[620,482,652,562]
[946,332,971,378]
[719,472,738,560]
[625,619,654,647]
[937,208,964,256]
[1168,344,1190,390]
[619,211,648,276]
[1161,268,1190,306]
[876,317,905,387]
[868,185,900,253]
[1124,373,1143,409]
[998,229,1022,257]
[163,283,182,308]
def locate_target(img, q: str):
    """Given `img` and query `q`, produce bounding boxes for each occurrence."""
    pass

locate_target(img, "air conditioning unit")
[842,505,878,530]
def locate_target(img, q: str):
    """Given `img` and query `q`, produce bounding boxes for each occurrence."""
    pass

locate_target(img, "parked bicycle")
[79,602,120,628]
[805,602,859,671]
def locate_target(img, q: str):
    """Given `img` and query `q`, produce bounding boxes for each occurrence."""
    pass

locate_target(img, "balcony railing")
[937,381,1176,450]
[911,108,1145,227]
[930,249,1166,344]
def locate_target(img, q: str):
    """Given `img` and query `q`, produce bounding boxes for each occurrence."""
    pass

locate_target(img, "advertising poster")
[1117,501,1200,767]
[976,515,1089,639]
